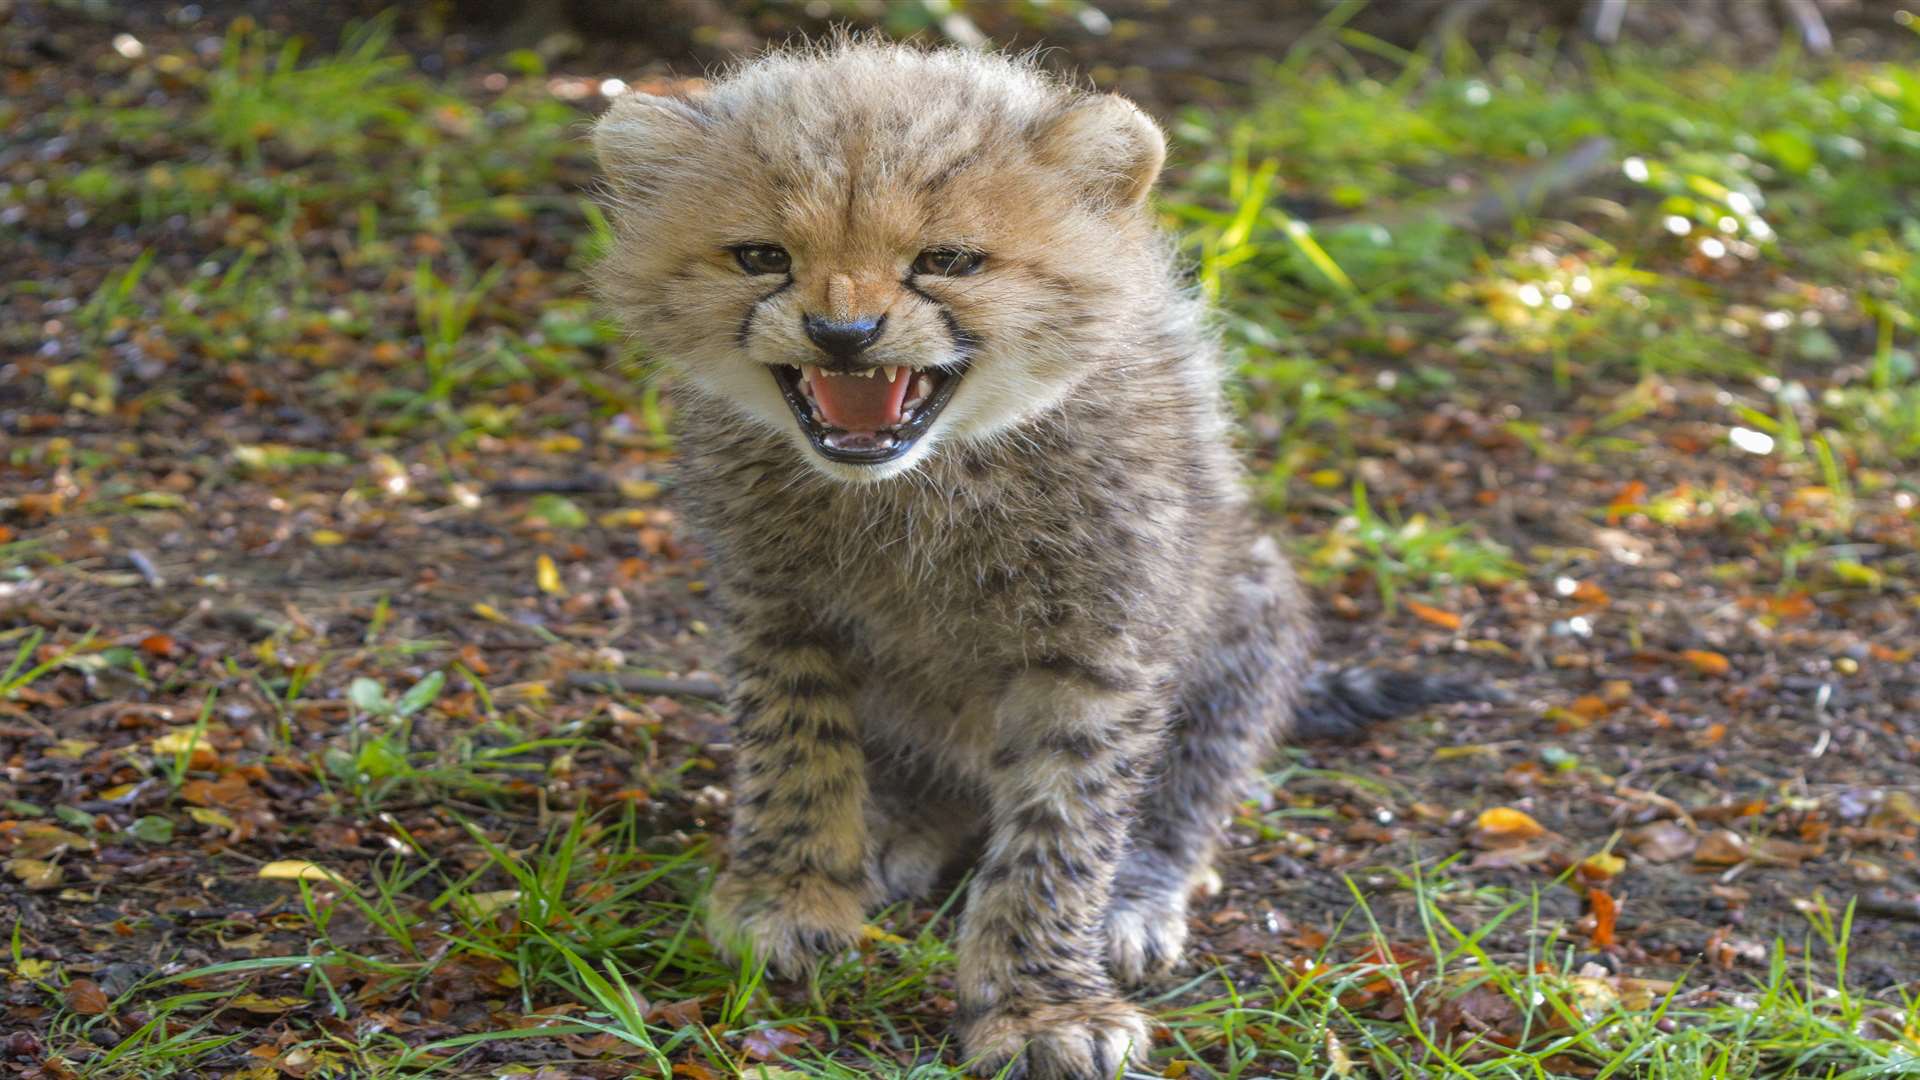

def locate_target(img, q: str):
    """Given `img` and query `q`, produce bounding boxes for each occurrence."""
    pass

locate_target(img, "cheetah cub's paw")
[961,998,1152,1080]
[1105,891,1190,986]
[706,870,865,978]
[1106,864,1220,985]
[865,820,958,905]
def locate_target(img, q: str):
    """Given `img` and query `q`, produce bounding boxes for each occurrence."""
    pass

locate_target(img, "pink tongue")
[810,368,912,431]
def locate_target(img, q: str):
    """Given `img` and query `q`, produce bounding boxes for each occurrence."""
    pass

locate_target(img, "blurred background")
[4,2,1920,1078]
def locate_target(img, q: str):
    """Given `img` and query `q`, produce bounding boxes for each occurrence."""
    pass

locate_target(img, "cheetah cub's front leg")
[707,629,869,976]
[957,670,1160,1080]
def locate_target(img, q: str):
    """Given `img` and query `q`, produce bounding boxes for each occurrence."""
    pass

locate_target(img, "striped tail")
[1291,666,1506,742]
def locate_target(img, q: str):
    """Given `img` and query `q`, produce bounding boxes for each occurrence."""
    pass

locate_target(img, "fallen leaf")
[1705,925,1767,968]
[1577,852,1626,883]
[1569,580,1611,608]
[1628,821,1696,863]
[64,978,110,1015]
[138,633,178,658]
[649,998,705,1028]
[1749,836,1824,867]
[536,553,565,596]
[257,860,341,884]
[14,957,55,980]
[1567,695,1614,723]
[455,890,521,921]
[232,993,309,1014]
[1565,974,1619,1017]
[1325,1029,1353,1076]
[187,806,239,831]
[1405,601,1462,631]
[1679,649,1731,676]
[1693,830,1749,866]
[12,823,93,858]
[1606,481,1648,523]
[1468,840,1558,869]
[861,924,908,946]
[1587,888,1617,948]
[44,738,95,760]
[179,772,257,809]
[1471,807,1545,844]
[6,858,64,890]
[1870,791,1920,828]
[740,1026,808,1062]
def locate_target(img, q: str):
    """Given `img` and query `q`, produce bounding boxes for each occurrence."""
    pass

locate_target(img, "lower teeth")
[823,431,897,452]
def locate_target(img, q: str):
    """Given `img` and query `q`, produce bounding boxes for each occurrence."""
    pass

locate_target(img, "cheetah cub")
[594,41,1319,1079]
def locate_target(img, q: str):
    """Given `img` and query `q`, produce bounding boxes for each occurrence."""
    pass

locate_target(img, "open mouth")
[770,362,966,464]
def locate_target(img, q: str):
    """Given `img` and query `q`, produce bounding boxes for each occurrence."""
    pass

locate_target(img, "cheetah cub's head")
[591,42,1167,482]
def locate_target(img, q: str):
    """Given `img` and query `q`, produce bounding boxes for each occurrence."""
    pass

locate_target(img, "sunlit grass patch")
[1171,35,1920,479]
[1300,482,1518,610]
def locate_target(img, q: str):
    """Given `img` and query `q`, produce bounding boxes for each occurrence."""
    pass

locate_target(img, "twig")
[565,671,727,700]
[125,549,164,589]
[1779,0,1833,55]
[1447,136,1618,232]
[1326,136,1616,237]
[1586,0,1629,44]
[1858,895,1920,923]
[484,475,613,496]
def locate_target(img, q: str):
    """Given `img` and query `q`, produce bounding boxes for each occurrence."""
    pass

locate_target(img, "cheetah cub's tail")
[1291,666,1508,742]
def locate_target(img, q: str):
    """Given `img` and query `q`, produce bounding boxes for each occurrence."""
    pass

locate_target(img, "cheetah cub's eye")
[731,244,791,275]
[912,248,984,277]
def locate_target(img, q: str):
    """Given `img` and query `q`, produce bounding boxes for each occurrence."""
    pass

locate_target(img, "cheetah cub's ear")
[591,92,710,197]
[1033,93,1167,213]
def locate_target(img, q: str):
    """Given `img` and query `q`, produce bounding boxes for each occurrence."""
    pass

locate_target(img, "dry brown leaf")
[1628,821,1697,863]
[649,998,705,1028]
[1469,840,1558,869]
[1693,830,1750,866]
[741,1026,809,1062]
[1749,837,1824,867]
[64,978,110,1016]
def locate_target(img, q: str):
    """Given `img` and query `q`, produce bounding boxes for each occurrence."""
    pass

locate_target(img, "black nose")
[802,314,884,361]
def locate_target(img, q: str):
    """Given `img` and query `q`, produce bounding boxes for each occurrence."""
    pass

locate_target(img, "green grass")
[32,812,1917,1077]
[1167,29,1920,472]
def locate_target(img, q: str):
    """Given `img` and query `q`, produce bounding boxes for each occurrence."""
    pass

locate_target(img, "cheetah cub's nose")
[802,314,885,361]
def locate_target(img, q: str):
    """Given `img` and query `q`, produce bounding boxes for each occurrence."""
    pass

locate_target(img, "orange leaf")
[1568,695,1613,722]
[139,633,178,658]
[1577,852,1626,884]
[1570,581,1611,607]
[1586,888,1617,948]
[1679,649,1730,676]
[1607,480,1648,522]
[1406,601,1463,630]
[457,643,492,677]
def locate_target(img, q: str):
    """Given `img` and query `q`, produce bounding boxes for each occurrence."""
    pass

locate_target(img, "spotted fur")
[592,39,1378,1079]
